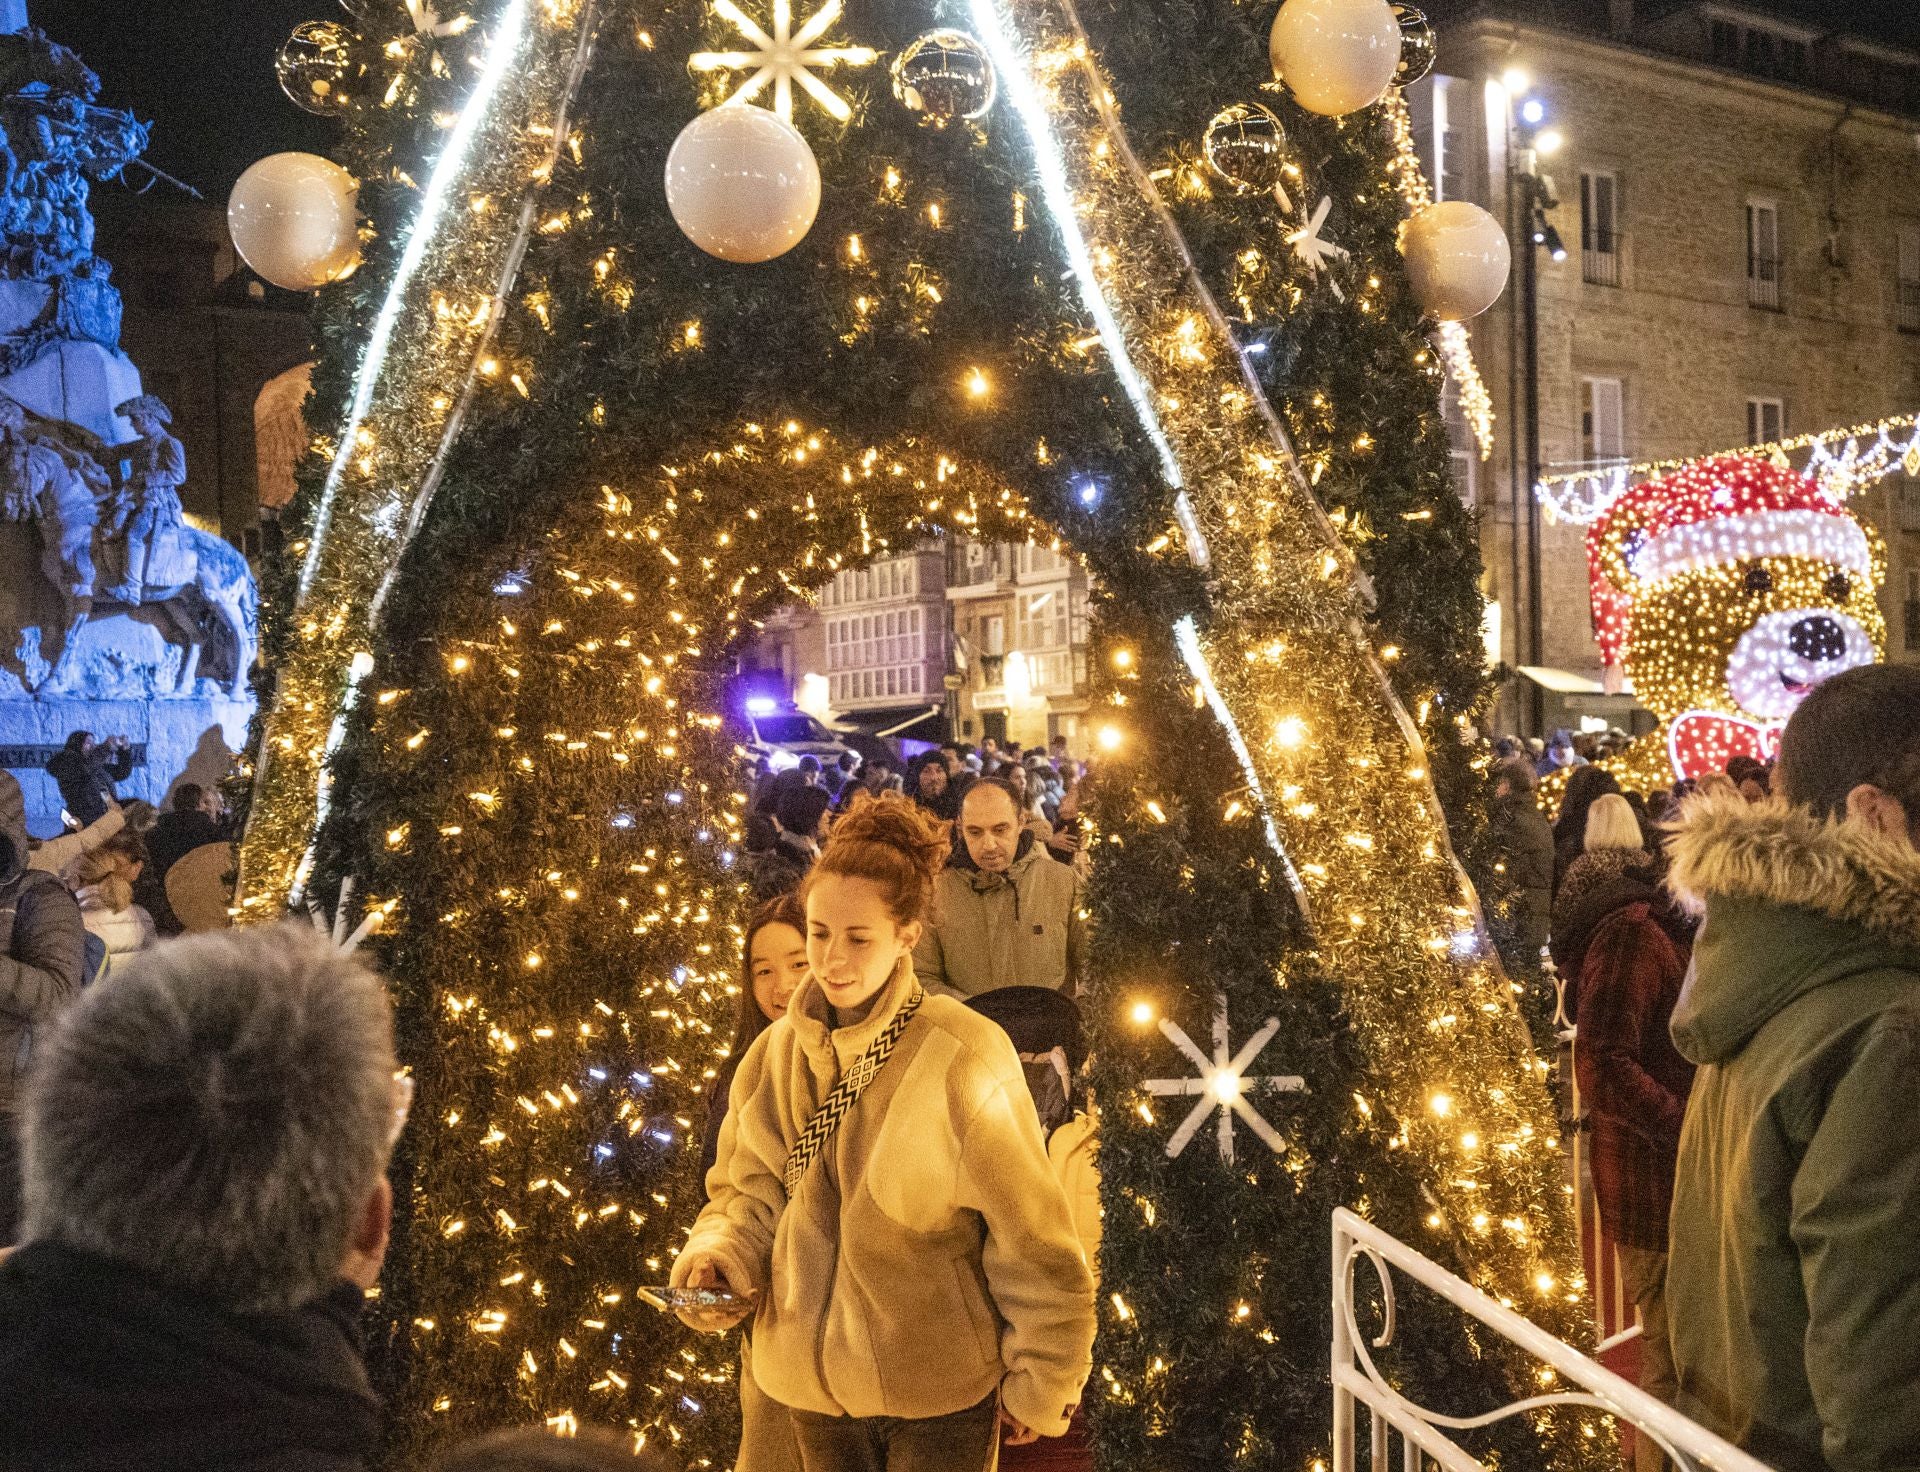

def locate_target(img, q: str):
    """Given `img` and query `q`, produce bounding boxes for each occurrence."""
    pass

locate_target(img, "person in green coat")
[1664,664,1920,1472]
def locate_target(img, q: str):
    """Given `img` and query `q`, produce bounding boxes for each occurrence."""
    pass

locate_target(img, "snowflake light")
[691,0,878,124]
[1142,993,1305,1163]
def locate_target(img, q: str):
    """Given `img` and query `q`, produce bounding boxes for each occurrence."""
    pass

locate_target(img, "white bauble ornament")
[665,106,821,264]
[227,152,361,291]
[1269,0,1402,117]
[1400,200,1511,321]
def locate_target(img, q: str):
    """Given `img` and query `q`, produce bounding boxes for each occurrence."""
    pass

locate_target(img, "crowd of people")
[1483,667,1920,1472]
[0,666,1915,1472]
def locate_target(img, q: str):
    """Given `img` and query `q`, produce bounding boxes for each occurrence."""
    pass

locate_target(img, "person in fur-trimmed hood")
[1664,664,1920,1472]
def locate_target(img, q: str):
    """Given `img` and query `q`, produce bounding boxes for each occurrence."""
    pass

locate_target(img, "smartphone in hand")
[638,1286,744,1313]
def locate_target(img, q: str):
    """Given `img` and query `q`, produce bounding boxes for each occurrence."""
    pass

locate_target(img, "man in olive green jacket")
[914,780,1084,1000]
[1665,665,1920,1472]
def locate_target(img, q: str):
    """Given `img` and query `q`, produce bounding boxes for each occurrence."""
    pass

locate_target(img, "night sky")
[28,1,1920,204]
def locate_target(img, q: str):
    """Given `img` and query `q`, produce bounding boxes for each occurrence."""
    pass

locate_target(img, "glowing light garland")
[1537,408,1920,527]
[969,0,1579,1344]
[239,0,599,910]
[301,0,532,605]
[1383,93,1495,462]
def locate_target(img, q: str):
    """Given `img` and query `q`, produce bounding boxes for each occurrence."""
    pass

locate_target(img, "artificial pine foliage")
[254,0,1597,1466]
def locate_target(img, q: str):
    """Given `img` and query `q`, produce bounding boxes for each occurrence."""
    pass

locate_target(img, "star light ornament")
[1287,196,1350,301]
[691,0,879,124]
[1144,994,1305,1163]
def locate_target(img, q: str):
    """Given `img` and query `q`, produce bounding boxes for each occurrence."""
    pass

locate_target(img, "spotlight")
[1520,98,1547,126]
[1540,223,1569,262]
[1535,128,1564,156]
[1502,66,1530,96]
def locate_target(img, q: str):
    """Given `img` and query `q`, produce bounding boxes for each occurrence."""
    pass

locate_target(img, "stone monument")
[0,11,257,831]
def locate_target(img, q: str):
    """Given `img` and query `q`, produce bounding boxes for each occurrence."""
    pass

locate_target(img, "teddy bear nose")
[1788,615,1847,663]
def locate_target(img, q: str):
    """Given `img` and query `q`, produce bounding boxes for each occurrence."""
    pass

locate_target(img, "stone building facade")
[94,194,312,551]
[1417,3,1920,730]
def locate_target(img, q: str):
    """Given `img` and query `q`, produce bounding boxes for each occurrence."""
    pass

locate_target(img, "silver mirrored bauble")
[276,19,358,117]
[1393,6,1437,86]
[891,28,997,128]
[1202,102,1291,195]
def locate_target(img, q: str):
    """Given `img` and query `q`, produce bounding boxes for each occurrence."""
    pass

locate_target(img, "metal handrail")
[1331,1207,1774,1472]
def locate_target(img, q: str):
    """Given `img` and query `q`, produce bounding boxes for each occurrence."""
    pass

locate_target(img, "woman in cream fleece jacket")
[674,794,1095,1471]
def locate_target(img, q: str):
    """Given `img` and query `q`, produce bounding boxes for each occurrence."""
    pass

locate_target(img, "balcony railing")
[1747,256,1782,310]
[1897,280,1920,333]
[1331,1208,1774,1472]
[1581,230,1622,287]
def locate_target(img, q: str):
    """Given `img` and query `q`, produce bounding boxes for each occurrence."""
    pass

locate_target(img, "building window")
[1747,200,1782,310]
[1907,569,1920,653]
[1580,171,1621,286]
[1580,377,1626,464]
[1898,226,1920,332]
[1746,397,1785,446]
[1711,20,1739,66]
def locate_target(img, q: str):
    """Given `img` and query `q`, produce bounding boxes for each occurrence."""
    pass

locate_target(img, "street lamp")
[1498,73,1568,735]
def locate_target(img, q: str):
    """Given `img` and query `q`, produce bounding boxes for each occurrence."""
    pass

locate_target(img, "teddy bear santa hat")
[1584,454,1876,677]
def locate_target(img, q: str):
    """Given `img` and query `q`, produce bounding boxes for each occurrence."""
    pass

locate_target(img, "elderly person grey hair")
[0,924,402,1471]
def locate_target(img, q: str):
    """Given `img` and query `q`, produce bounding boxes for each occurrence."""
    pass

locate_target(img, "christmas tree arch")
[239,0,1599,1464]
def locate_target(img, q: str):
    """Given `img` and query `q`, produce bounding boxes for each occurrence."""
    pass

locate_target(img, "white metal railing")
[1331,1208,1773,1472]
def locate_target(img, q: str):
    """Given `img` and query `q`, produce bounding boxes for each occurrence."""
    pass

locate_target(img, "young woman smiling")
[673,794,1095,1472]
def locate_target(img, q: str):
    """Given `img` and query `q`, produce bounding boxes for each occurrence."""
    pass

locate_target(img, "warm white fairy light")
[300,0,532,601]
[1538,408,1920,527]
[690,0,878,123]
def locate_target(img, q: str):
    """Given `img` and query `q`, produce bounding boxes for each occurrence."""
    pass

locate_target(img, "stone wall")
[1449,20,1920,702]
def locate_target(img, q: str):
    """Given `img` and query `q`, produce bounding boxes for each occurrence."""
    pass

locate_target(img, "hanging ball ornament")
[665,106,822,264]
[1269,0,1402,117]
[891,28,997,128]
[1392,5,1437,85]
[227,153,361,291]
[275,19,359,117]
[1202,102,1292,195]
[1399,200,1511,321]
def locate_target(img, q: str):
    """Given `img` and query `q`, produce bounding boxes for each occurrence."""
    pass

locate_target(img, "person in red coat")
[1558,832,1696,1472]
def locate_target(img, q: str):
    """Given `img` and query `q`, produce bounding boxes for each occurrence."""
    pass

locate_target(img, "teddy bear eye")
[1743,565,1774,595]
[1825,571,1853,602]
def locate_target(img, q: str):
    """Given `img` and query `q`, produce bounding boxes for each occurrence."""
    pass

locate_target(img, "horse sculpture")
[0,394,255,701]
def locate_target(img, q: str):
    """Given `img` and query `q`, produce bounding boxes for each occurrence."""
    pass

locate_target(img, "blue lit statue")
[0,5,257,833]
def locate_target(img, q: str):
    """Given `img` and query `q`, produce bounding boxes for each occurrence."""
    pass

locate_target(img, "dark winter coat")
[1490,790,1554,959]
[0,1241,380,1470]
[135,808,228,936]
[1550,847,1679,997]
[1664,794,1920,1472]
[0,780,86,1119]
[44,744,132,828]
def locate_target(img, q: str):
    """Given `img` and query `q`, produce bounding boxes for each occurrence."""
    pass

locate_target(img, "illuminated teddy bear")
[1584,455,1884,793]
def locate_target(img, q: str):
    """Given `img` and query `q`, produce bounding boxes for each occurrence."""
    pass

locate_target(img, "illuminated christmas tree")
[236,0,1600,1464]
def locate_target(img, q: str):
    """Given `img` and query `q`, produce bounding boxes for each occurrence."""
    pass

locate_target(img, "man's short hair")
[961,776,1021,820]
[836,751,858,770]
[1777,665,1920,821]
[170,782,205,814]
[1492,756,1537,793]
[796,755,822,775]
[21,925,398,1315]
